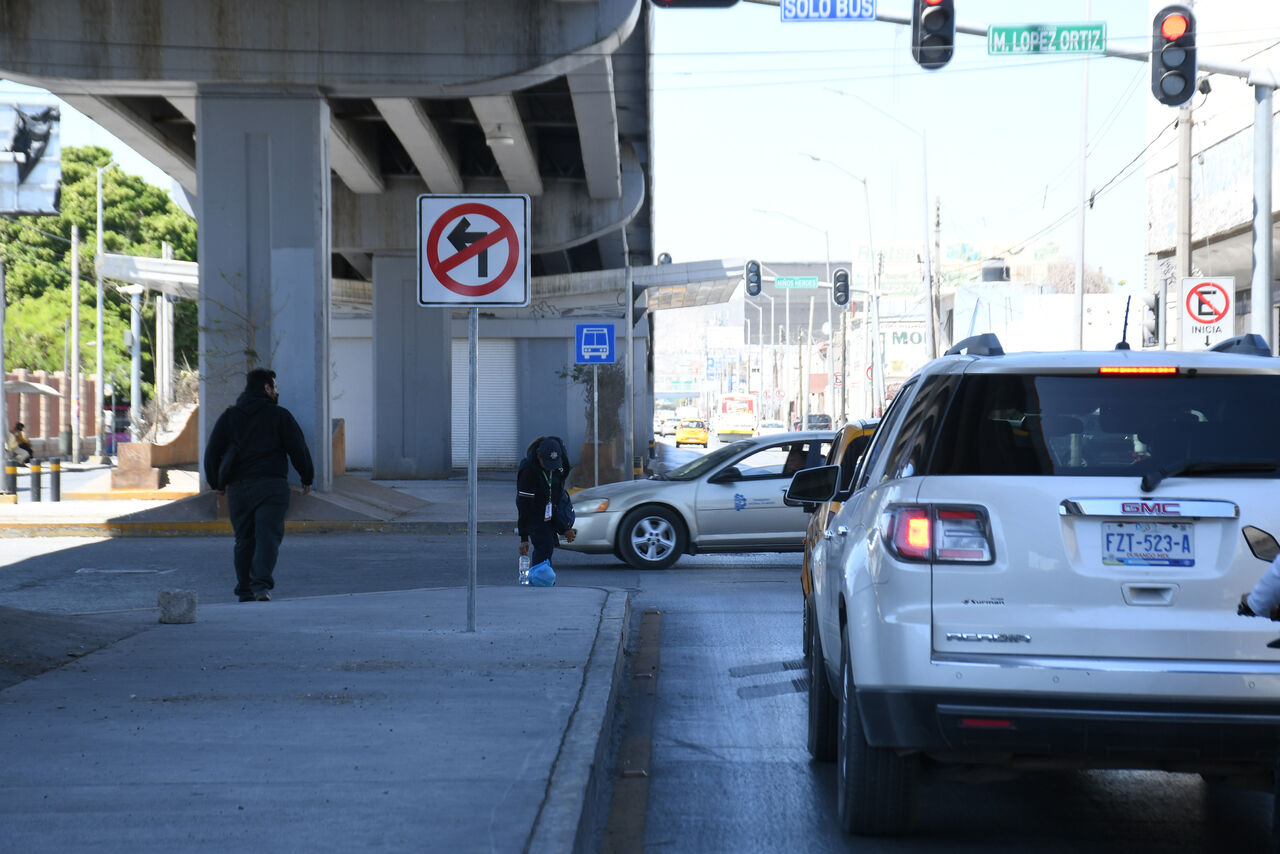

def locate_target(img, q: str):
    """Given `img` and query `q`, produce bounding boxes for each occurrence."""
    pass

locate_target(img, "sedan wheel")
[618,506,686,570]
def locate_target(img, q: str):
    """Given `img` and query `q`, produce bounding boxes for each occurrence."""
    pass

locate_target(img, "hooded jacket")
[516,436,571,541]
[204,388,315,489]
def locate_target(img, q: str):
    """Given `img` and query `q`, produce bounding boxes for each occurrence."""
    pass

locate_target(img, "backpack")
[552,489,575,534]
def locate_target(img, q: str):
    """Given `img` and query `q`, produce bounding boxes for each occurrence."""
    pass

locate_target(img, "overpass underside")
[0,0,658,485]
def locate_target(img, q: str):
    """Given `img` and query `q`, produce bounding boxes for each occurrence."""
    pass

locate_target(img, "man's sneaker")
[254,591,271,602]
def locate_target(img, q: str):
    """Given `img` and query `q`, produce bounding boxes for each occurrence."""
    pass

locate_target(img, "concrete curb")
[0,520,518,538]
[530,589,630,854]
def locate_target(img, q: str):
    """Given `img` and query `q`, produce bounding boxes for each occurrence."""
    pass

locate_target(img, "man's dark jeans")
[227,477,291,599]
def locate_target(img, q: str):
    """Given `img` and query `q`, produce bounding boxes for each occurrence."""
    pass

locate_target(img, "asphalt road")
[1,471,1274,851]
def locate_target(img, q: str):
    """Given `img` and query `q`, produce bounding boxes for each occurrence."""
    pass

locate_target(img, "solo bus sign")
[417,194,530,307]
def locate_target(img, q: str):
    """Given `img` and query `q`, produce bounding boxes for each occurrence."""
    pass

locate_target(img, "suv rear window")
[928,373,1280,477]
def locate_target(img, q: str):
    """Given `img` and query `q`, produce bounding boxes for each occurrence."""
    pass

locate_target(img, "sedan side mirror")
[785,464,840,504]
[708,466,742,484]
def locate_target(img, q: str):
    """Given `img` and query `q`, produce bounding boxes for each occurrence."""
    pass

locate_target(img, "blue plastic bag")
[528,559,556,587]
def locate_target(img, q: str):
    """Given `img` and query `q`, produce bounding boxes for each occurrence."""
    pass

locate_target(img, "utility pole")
[94,159,113,462]
[933,197,944,354]
[0,261,6,477]
[1073,0,1091,350]
[1252,83,1273,349]
[802,295,814,426]
[1173,104,1193,350]
[70,225,81,462]
[124,284,143,440]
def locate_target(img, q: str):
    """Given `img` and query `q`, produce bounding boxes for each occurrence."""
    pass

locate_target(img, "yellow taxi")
[674,418,708,448]
[794,419,878,660]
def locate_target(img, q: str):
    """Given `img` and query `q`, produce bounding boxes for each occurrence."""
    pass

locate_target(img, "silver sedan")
[560,431,834,569]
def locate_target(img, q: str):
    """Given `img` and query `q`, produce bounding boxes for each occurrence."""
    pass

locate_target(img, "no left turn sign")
[418,194,530,307]
[1180,276,1234,350]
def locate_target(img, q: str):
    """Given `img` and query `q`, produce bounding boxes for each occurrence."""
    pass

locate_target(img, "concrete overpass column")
[372,253,452,478]
[196,88,333,491]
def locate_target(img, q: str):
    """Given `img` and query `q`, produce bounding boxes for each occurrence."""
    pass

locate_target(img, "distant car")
[803,413,833,430]
[674,419,708,448]
[560,431,835,569]
[661,418,680,437]
[755,420,787,437]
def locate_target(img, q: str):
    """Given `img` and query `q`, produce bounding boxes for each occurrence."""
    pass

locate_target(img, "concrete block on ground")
[157,589,197,624]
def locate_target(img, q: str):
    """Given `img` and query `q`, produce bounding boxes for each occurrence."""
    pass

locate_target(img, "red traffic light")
[1151,5,1196,106]
[1160,13,1189,41]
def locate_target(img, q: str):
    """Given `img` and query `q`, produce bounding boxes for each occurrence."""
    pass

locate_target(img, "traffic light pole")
[747,0,1280,348]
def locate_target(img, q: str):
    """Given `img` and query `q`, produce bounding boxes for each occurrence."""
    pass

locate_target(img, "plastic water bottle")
[518,554,531,585]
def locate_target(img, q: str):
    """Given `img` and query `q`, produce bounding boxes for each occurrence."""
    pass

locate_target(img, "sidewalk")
[0,471,632,852]
[0,470,522,537]
[0,586,629,853]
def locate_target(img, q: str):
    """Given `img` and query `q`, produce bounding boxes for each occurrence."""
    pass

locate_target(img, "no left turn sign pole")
[418,194,530,632]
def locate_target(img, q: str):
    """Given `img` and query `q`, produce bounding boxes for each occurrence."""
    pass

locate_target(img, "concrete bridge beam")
[195,88,333,491]
[373,98,464,195]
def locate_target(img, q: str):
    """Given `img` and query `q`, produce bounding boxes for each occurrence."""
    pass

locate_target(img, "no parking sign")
[417,194,529,307]
[1180,276,1233,349]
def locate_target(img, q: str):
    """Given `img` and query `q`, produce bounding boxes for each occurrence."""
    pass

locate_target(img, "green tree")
[0,145,198,398]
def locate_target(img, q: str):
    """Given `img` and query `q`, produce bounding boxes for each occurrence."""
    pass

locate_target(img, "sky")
[1,1,1155,292]
[0,79,188,214]
[649,0,1154,291]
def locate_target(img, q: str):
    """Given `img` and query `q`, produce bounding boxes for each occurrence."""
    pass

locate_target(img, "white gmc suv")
[788,333,1280,837]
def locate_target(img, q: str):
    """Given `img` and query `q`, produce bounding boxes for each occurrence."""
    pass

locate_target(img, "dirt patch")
[0,606,152,691]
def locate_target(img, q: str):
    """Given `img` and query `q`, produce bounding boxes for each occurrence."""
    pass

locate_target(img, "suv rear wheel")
[807,603,837,761]
[837,623,919,836]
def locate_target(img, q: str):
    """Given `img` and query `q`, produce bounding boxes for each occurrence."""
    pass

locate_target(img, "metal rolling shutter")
[451,338,518,468]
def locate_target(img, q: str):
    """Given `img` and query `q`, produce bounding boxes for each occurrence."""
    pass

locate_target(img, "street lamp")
[801,153,883,419]
[94,157,115,461]
[758,291,776,418]
[744,299,765,404]
[752,209,829,427]
[823,89,937,362]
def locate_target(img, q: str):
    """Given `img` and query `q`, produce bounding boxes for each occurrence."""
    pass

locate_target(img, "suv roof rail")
[1209,334,1272,357]
[945,333,1004,357]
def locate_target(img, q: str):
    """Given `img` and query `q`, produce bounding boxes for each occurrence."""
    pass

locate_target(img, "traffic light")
[832,268,850,307]
[1152,5,1196,107]
[912,0,955,71]
[651,0,738,6]
[1142,293,1160,343]
[744,260,762,297]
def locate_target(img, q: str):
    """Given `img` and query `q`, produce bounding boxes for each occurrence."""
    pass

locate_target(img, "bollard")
[2,460,14,495]
[30,459,41,502]
[49,457,61,502]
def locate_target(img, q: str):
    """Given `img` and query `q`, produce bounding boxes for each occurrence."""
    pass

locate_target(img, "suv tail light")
[883,505,994,563]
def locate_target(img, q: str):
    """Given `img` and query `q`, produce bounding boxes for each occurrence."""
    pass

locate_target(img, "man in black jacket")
[517,436,574,569]
[204,368,314,602]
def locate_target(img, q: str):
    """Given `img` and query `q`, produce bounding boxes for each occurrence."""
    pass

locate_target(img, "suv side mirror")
[786,464,840,504]
[1243,525,1280,562]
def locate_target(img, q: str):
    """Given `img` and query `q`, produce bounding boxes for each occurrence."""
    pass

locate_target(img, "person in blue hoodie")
[204,368,314,602]
[516,436,575,571]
